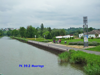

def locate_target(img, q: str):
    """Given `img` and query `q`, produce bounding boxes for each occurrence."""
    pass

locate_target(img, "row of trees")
[7,24,66,39]
[65,27,94,37]
[6,24,95,38]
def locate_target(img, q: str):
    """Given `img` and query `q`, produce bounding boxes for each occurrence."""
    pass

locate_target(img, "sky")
[0,0,100,29]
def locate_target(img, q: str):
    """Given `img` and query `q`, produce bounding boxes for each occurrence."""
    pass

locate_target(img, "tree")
[7,30,12,36]
[43,31,49,38]
[88,27,94,32]
[40,23,44,36]
[48,27,52,33]
[60,29,66,35]
[12,29,19,37]
[0,30,3,36]
[46,32,52,39]
[19,27,26,38]
[26,26,36,38]
[77,30,82,34]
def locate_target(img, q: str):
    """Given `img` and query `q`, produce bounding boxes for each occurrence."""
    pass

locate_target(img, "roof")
[88,30,100,34]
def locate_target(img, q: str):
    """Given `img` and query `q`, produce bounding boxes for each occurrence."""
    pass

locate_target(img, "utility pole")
[83,16,88,47]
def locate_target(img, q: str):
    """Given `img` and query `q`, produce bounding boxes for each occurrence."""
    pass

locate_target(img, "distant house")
[56,35,73,39]
[56,36,63,39]
[79,30,100,38]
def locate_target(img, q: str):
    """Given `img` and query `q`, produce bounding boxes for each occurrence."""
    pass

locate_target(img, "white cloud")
[0,0,100,29]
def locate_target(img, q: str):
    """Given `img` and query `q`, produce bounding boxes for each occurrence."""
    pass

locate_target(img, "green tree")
[88,27,94,32]
[19,27,26,38]
[26,26,36,38]
[43,31,49,38]
[40,23,44,36]
[12,29,19,37]
[7,30,12,36]
[0,30,3,36]
[60,29,66,35]
[48,27,52,33]
[46,32,52,39]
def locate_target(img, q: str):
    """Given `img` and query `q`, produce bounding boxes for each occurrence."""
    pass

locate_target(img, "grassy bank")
[86,45,100,52]
[10,36,28,42]
[0,36,3,38]
[58,50,100,75]
[26,38,52,42]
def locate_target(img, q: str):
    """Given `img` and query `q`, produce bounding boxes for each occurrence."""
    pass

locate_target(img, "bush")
[52,36,56,40]
[67,38,70,40]
[71,37,74,39]
[69,42,73,45]
[69,41,100,46]
[92,41,98,46]
[58,51,69,62]
[91,37,94,39]
[97,37,100,39]
[70,37,71,40]
[88,42,93,46]
[41,40,51,42]
[69,42,77,45]
[81,36,84,39]
[77,41,83,45]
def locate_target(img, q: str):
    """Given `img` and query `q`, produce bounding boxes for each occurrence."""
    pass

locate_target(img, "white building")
[56,36,63,39]
[79,30,100,38]
[79,33,84,38]
[56,35,73,39]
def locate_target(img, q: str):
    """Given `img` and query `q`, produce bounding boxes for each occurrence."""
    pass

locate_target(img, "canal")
[0,37,86,75]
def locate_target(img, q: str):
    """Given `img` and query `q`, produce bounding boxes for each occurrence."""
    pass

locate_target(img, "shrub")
[97,37,100,39]
[91,37,94,39]
[81,36,84,39]
[77,41,83,45]
[58,51,69,62]
[88,42,93,46]
[92,41,98,46]
[70,37,71,40]
[69,42,73,45]
[71,37,74,39]
[72,42,75,45]
[69,41,100,46]
[52,36,56,40]
[67,38,70,40]
[41,40,51,42]
[69,42,83,45]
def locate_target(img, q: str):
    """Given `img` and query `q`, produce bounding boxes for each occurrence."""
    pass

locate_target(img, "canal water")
[0,37,86,75]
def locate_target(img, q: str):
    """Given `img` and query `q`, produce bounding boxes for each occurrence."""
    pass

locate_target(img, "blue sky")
[0,0,100,29]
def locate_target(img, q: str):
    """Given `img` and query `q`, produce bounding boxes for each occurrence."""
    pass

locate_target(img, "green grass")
[58,51,69,62]
[58,50,100,75]
[86,45,100,52]
[0,36,3,38]
[26,38,52,42]
[11,37,28,42]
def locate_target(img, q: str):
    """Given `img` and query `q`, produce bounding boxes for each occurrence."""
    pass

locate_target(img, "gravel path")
[28,40,100,55]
